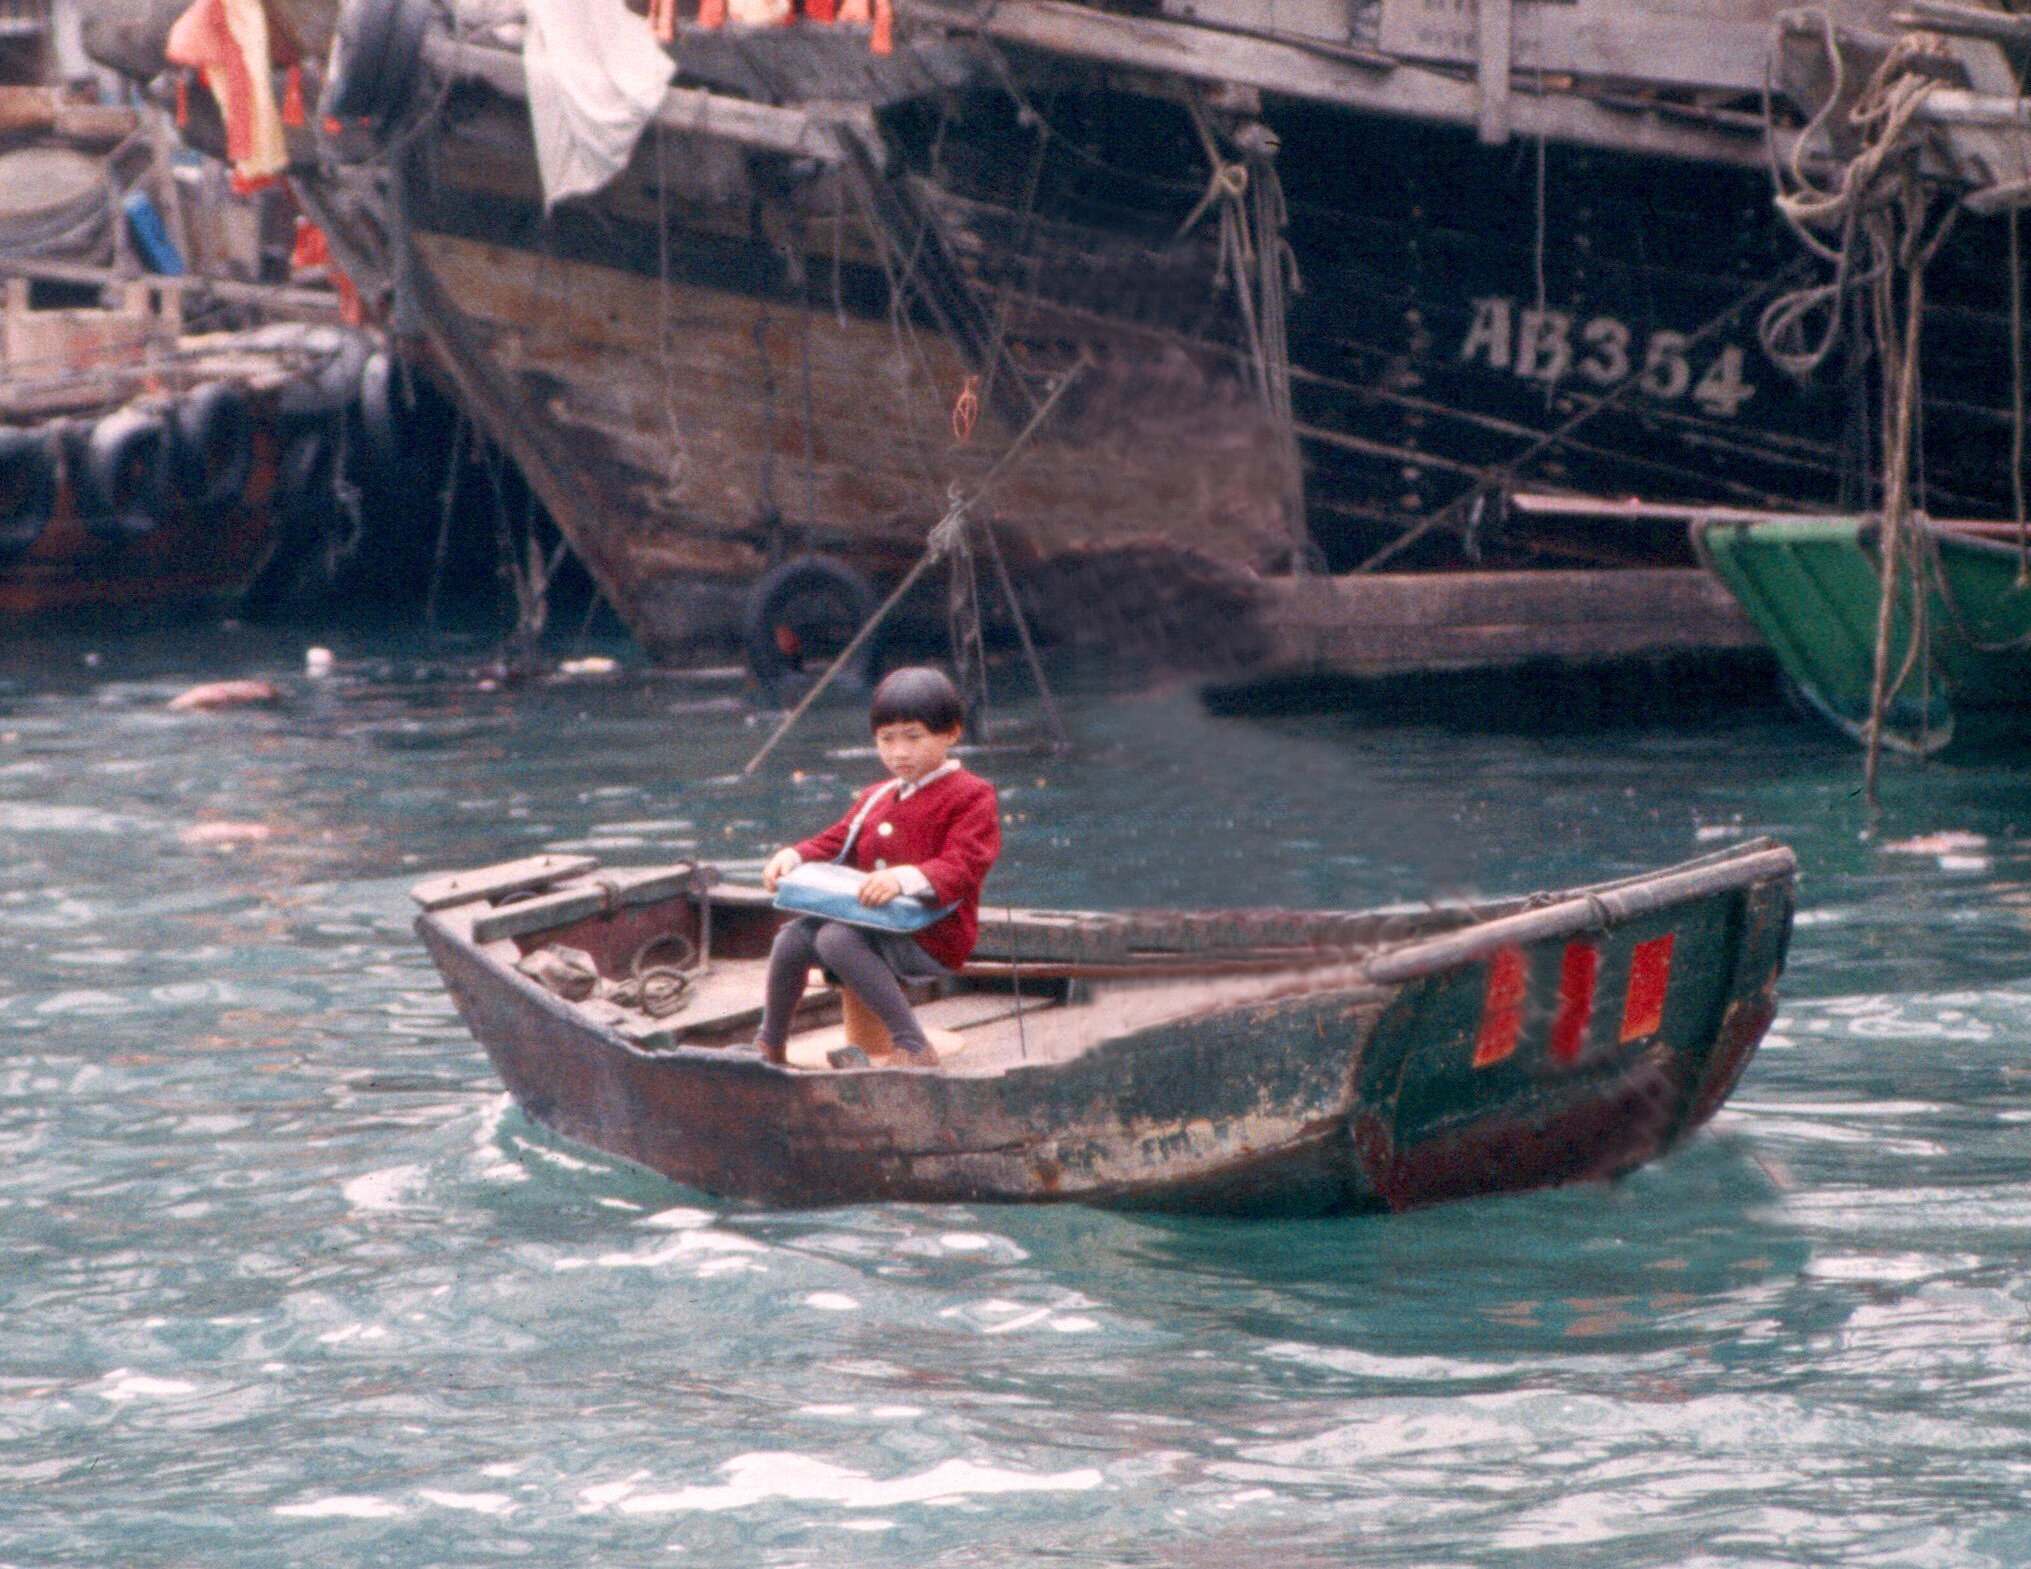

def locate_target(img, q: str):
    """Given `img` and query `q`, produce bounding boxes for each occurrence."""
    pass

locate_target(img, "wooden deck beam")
[902,0,1770,166]
[420,34,878,166]
[1251,567,1764,677]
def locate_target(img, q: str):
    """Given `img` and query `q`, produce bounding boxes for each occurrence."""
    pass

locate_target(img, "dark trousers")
[759,916,940,1058]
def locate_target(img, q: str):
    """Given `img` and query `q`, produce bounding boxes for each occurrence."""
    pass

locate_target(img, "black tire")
[80,408,171,543]
[742,555,881,691]
[321,0,431,129]
[358,347,412,474]
[174,381,255,513]
[278,331,370,421]
[273,425,339,532]
[0,425,57,567]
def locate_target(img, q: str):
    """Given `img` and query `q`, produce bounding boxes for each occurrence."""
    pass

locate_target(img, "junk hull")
[86,0,2031,672]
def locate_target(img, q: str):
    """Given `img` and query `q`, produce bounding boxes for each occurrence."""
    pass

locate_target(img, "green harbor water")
[3,625,2029,1566]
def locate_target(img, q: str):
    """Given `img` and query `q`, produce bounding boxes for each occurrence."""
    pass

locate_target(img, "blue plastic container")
[122,191,186,277]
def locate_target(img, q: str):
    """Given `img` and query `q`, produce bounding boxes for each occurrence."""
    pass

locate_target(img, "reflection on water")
[2,625,2030,1566]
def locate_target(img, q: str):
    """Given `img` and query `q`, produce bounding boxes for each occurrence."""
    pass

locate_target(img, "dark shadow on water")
[978,1136,1817,1361]
[1202,649,1787,734]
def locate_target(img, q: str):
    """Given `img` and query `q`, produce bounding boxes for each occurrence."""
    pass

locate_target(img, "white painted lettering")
[1515,308,1573,383]
[1693,344,1757,416]
[1640,330,1692,399]
[1460,296,1513,371]
[1578,317,1631,386]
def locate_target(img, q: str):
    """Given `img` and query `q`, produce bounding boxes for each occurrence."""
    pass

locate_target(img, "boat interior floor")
[564,951,1386,1077]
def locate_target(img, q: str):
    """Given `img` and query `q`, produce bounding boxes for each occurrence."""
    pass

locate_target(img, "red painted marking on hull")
[1620,933,1676,1042]
[1549,941,1598,1065]
[1474,946,1528,1067]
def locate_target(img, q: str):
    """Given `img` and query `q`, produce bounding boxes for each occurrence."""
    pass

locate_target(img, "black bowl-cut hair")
[870,666,965,734]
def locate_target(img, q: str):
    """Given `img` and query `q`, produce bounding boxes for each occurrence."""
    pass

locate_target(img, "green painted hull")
[1698,517,2031,753]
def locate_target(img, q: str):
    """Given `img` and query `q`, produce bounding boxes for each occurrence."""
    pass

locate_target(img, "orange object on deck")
[698,0,726,28]
[871,0,893,49]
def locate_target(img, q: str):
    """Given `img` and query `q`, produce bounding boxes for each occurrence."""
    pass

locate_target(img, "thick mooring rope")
[1759,14,1964,800]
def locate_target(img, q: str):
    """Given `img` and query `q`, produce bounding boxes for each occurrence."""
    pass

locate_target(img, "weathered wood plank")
[411,853,602,911]
[901,0,1770,164]
[1476,0,1512,145]
[471,865,710,943]
[419,33,879,167]
[1254,567,1763,674]
[1378,0,1881,93]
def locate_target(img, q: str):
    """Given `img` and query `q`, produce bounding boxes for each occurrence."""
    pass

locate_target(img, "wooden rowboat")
[1697,513,2031,755]
[413,839,1796,1217]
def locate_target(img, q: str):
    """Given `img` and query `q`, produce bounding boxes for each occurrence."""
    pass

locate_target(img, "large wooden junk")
[81,0,2031,672]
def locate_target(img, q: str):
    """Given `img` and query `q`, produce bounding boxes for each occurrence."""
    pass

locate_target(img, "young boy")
[757,666,1001,1067]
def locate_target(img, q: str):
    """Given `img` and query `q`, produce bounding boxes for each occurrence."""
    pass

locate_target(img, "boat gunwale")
[415,837,1797,1074]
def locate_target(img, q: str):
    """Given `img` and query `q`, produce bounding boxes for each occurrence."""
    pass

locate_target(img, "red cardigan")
[794,767,1001,969]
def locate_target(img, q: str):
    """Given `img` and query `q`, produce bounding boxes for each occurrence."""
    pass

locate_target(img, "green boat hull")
[1698,516,2031,753]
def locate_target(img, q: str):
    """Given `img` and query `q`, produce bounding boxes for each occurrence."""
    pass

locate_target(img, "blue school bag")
[771,781,956,933]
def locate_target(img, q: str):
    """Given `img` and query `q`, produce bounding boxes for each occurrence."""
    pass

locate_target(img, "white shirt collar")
[894,759,959,801]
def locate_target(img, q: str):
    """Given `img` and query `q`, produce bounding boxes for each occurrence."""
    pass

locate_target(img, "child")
[757,666,1001,1067]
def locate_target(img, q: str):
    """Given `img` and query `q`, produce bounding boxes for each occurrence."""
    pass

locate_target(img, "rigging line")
[2016,204,2029,581]
[796,268,819,548]
[422,407,468,642]
[1354,257,1814,573]
[2011,55,2031,581]
[1533,68,1548,326]
[1007,904,1027,1062]
[974,509,1072,751]
[841,167,958,497]
[741,363,1086,776]
[975,127,1052,422]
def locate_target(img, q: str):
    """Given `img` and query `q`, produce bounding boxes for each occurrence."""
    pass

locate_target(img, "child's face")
[874,720,961,783]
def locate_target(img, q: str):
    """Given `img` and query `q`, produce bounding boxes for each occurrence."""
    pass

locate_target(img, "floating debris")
[167,678,280,711]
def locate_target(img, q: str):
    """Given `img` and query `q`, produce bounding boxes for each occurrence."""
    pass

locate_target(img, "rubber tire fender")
[0,425,58,566]
[82,407,171,543]
[321,0,431,129]
[174,381,255,513]
[272,424,339,533]
[357,347,414,474]
[279,331,370,421]
[742,554,881,691]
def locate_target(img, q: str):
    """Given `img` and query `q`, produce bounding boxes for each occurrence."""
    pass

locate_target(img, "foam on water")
[606,1453,1106,1515]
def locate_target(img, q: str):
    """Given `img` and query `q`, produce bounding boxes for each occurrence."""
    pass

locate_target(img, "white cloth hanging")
[521,0,673,209]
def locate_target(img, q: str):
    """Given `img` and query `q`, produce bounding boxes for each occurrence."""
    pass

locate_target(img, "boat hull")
[1698,515,2031,753]
[417,846,1794,1216]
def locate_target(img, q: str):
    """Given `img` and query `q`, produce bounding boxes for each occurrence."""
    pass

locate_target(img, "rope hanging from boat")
[1181,96,1310,571]
[739,365,1084,775]
[1757,15,1961,797]
[945,491,993,742]
[1756,18,1944,380]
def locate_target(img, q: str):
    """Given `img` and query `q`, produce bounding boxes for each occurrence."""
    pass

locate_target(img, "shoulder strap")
[834,778,900,864]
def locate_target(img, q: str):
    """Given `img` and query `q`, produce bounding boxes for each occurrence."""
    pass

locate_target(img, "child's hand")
[762,848,801,892]
[858,869,903,907]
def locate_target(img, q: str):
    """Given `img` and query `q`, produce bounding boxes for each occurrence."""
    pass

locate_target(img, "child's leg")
[810,921,935,1060]
[756,917,823,1059]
